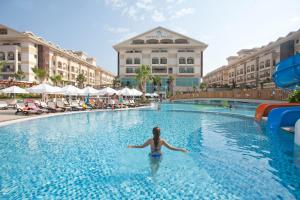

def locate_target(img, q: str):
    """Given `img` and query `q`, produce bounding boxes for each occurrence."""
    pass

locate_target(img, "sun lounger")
[15,103,42,115]
[70,101,84,111]
[28,102,48,113]
[56,100,70,111]
[47,101,65,112]
[0,101,8,110]
[6,99,17,109]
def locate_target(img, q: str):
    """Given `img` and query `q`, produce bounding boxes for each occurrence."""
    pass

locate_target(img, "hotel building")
[203,29,300,89]
[0,24,114,87]
[113,27,207,93]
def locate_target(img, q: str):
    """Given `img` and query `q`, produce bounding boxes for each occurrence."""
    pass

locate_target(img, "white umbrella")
[81,86,99,96]
[0,86,29,94]
[152,93,159,97]
[60,85,82,96]
[131,88,142,96]
[119,87,134,96]
[27,83,61,94]
[98,87,118,96]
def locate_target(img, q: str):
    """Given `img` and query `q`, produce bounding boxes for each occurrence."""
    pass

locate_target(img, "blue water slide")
[273,53,300,89]
[267,106,300,132]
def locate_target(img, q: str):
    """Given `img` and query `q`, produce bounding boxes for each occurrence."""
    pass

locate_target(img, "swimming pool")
[0,104,300,199]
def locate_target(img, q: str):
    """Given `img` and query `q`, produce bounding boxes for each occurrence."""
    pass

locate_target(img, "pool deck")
[173,98,286,104]
[0,106,152,127]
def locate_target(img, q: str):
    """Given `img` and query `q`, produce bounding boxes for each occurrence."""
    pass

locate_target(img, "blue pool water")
[0,104,300,199]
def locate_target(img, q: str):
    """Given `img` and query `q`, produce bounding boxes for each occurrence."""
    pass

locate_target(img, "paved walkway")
[173,98,286,104]
[0,109,32,122]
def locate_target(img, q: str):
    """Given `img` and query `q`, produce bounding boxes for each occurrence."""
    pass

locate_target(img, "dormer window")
[0,28,7,35]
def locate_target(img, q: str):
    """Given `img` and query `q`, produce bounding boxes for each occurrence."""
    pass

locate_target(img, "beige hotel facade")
[203,29,300,89]
[0,24,114,87]
[113,27,207,93]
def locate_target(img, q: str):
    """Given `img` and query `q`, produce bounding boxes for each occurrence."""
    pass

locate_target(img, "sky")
[1,0,300,75]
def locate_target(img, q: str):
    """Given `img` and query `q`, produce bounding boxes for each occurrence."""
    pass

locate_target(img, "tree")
[32,67,48,83]
[50,74,62,86]
[76,73,86,88]
[0,61,6,69]
[14,69,25,81]
[193,85,197,93]
[167,75,175,97]
[199,83,206,91]
[152,75,162,96]
[135,64,151,100]
[112,76,121,88]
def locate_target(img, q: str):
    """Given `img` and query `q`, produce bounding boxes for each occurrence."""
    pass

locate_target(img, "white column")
[14,49,18,73]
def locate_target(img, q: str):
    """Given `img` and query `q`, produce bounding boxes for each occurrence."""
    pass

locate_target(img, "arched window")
[160,39,173,44]
[7,52,14,60]
[0,52,4,60]
[152,57,159,64]
[58,61,62,68]
[179,57,186,64]
[175,39,188,44]
[146,39,159,44]
[126,58,133,64]
[187,57,194,64]
[160,57,167,64]
[132,39,144,44]
[134,58,140,64]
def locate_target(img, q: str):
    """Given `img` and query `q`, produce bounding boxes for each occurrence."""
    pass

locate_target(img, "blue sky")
[1,0,300,75]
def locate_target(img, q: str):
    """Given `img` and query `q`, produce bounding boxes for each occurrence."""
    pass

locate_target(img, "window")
[126,58,133,64]
[175,39,188,44]
[134,58,140,64]
[265,59,271,67]
[152,66,167,73]
[260,61,264,69]
[179,67,194,73]
[126,68,135,73]
[160,39,173,44]
[152,57,159,64]
[146,39,159,44]
[160,57,167,64]
[0,52,4,60]
[176,78,199,87]
[251,65,255,71]
[0,28,7,35]
[179,57,186,64]
[18,53,21,61]
[187,57,194,64]
[168,68,173,74]
[247,66,250,73]
[58,62,62,68]
[132,39,144,44]
[7,52,14,60]
[296,39,299,44]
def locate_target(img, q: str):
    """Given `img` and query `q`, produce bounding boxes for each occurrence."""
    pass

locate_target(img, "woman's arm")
[128,139,151,149]
[162,140,188,153]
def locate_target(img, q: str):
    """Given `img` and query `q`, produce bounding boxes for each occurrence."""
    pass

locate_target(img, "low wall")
[170,89,290,101]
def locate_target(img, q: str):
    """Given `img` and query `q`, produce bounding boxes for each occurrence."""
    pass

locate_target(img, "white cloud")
[152,9,166,22]
[105,0,126,8]
[289,16,300,25]
[171,7,195,19]
[104,0,195,22]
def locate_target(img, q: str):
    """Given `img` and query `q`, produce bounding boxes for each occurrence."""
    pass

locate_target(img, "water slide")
[272,53,300,89]
[255,103,300,121]
[267,106,300,132]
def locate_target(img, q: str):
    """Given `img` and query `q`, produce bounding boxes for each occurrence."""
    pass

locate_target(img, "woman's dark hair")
[153,127,160,148]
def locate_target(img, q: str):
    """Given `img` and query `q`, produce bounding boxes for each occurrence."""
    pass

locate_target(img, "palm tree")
[135,64,151,100]
[14,69,25,81]
[50,74,62,86]
[32,67,48,83]
[152,75,162,96]
[76,73,86,88]
[112,76,121,88]
[199,83,206,91]
[167,75,174,97]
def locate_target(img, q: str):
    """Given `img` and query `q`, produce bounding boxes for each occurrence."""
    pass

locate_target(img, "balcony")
[152,66,167,74]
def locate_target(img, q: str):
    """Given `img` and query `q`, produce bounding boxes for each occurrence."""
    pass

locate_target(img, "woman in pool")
[128,127,188,157]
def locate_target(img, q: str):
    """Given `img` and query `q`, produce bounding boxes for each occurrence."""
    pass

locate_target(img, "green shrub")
[288,88,300,103]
